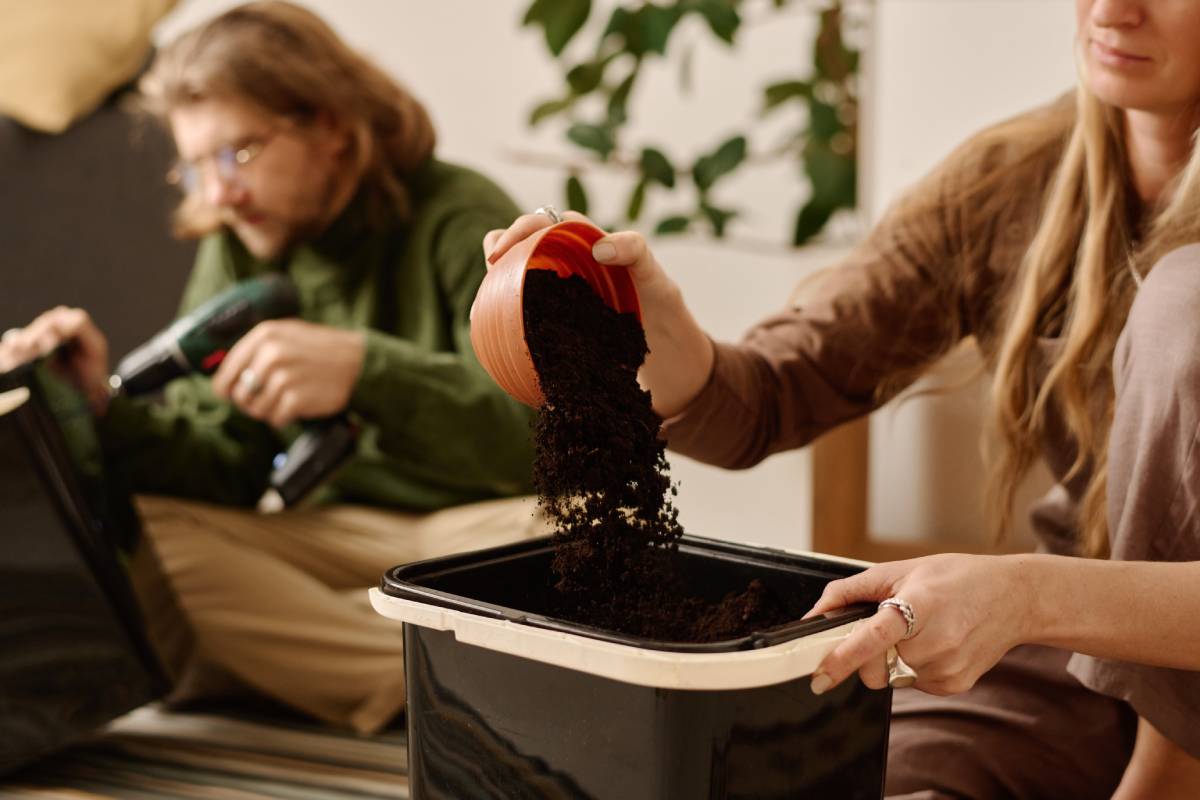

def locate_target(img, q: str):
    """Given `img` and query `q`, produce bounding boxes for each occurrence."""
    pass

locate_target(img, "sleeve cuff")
[660,339,765,469]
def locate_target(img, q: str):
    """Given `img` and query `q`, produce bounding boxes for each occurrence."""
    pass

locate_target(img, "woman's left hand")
[211,319,365,428]
[805,553,1035,696]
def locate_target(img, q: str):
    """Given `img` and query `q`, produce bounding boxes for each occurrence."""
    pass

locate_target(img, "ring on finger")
[237,368,264,396]
[534,205,563,224]
[879,596,917,640]
[887,646,918,689]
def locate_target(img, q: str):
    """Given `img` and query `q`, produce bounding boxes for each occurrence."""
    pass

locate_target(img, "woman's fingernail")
[810,673,833,696]
[593,241,617,263]
[486,249,500,265]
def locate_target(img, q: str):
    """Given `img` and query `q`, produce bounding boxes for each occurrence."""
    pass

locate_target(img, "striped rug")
[1,704,409,799]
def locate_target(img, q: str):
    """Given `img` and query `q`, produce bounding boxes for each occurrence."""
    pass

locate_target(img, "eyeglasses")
[166,131,279,192]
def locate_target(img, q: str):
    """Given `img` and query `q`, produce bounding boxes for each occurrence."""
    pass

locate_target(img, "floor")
[1,702,409,799]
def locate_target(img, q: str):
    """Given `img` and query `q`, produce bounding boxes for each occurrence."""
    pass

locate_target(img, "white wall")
[865,0,1075,545]
[155,0,1079,553]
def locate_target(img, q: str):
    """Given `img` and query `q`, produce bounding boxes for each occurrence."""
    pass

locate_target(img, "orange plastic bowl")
[470,220,641,407]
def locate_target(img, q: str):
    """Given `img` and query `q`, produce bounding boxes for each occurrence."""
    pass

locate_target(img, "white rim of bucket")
[369,573,863,692]
[0,387,31,417]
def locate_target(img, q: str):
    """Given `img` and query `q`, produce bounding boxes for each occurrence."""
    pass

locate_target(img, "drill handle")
[257,414,358,512]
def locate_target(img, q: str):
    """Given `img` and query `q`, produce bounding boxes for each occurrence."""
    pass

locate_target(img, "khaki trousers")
[128,494,547,734]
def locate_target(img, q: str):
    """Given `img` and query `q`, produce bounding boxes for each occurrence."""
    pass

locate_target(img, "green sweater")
[99,160,535,510]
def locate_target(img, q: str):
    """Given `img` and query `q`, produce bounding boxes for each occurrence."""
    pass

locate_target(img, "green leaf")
[639,147,676,188]
[792,138,857,245]
[567,61,605,95]
[808,97,840,141]
[792,199,834,246]
[523,0,592,57]
[692,135,746,191]
[566,123,615,159]
[846,48,861,76]
[700,203,737,237]
[804,139,855,203]
[655,215,691,234]
[529,97,572,126]
[607,70,638,125]
[626,178,647,221]
[566,174,589,215]
[603,4,680,57]
[696,0,740,44]
[762,80,809,114]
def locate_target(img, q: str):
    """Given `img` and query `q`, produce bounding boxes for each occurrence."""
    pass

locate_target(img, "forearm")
[639,280,715,419]
[1020,553,1200,669]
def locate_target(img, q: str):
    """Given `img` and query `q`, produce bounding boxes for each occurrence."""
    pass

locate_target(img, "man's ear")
[312,111,351,157]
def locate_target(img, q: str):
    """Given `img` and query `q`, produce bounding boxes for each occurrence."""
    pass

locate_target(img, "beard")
[222,164,350,261]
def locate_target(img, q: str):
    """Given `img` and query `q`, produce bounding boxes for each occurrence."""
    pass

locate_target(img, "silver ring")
[534,205,563,224]
[887,646,918,689]
[237,368,263,396]
[879,597,917,640]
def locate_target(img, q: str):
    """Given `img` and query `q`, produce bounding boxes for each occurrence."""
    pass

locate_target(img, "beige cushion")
[0,0,176,133]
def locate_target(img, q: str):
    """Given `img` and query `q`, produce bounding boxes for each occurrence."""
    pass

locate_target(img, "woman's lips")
[1090,39,1151,68]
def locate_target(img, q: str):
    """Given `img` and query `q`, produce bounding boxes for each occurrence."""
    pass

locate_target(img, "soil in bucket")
[523,269,795,643]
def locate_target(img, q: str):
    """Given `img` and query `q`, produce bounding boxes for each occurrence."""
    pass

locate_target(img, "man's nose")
[1090,0,1144,29]
[203,168,244,208]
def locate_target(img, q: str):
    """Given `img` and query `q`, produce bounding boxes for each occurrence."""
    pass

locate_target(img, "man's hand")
[0,307,112,414]
[211,319,365,428]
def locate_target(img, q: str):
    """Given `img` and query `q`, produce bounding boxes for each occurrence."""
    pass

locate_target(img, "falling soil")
[523,269,795,642]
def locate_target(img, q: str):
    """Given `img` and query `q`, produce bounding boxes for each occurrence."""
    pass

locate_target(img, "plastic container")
[469,220,641,407]
[0,361,167,774]
[370,535,891,799]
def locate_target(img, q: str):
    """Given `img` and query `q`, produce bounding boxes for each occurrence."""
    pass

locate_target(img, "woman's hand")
[483,211,715,418]
[805,553,1037,696]
[211,319,365,428]
[0,307,112,414]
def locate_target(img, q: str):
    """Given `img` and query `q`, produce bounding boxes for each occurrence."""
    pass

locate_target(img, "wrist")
[642,281,714,418]
[1004,553,1050,648]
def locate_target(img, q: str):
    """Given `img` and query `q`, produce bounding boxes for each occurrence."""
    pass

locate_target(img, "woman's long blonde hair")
[988,79,1200,558]
[138,1,436,237]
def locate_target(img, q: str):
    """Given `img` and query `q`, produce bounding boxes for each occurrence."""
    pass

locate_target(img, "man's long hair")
[139,1,436,237]
[987,70,1200,558]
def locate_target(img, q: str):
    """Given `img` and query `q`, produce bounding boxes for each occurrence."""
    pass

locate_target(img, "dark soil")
[522,269,795,643]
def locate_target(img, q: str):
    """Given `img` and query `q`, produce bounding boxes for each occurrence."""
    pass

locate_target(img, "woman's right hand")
[483,211,715,418]
[0,307,112,414]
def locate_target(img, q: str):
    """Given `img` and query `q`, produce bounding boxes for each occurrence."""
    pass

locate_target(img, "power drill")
[109,273,357,513]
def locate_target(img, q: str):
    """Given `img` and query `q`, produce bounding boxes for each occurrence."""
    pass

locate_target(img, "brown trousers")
[886,245,1200,799]
[128,494,547,734]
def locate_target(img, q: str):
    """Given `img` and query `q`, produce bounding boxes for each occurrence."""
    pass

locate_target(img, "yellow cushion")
[0,0,176,133]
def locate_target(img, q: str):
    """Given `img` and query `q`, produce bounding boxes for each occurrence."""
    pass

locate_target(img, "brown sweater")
[665,95,1200,759]
[664,96,1081,554]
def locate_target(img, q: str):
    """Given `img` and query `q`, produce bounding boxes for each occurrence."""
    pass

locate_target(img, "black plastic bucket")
[373,535,890,799]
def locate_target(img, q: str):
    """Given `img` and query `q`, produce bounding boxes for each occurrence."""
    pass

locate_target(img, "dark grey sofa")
[0,82,195,358]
